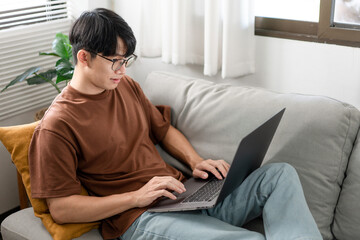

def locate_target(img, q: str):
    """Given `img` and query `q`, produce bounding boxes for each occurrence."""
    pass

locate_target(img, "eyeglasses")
[90,51,137,71]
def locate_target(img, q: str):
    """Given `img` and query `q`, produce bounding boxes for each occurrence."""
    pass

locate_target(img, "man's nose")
[115,63,126,75]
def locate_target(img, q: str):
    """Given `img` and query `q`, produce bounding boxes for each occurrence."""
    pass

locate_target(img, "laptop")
[148,108,285,213]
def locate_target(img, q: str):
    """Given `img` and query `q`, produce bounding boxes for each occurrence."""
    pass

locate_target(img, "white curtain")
[114,0,255,78]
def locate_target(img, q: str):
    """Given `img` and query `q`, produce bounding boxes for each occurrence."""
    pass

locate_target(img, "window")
[0,0,71,121]
[333,0,360,27]
[255,0,360,47]
[255,0,320,22]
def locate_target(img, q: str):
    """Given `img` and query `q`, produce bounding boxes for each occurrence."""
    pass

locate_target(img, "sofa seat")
[1,208,102,240]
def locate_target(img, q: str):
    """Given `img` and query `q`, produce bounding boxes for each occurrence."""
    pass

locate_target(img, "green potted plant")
[1,33,74,94]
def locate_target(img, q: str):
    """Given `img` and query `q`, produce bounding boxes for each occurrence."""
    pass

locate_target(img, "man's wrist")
[189,157,204,170]
[126,191,139,209]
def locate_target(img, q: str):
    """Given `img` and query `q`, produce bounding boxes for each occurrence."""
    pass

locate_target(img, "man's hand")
[192,159,230,180]
[131,176,186,208]
[161,126,230,181]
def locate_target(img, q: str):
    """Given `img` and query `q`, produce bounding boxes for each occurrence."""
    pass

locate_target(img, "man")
[29,8,322,240]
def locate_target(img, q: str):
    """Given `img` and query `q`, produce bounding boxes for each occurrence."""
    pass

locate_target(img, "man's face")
[85,37,127,94]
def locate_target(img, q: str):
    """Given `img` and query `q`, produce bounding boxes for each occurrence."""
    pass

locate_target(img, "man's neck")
[70,69,104,95]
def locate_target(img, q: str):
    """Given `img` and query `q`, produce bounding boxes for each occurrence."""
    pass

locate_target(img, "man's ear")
[77,49,92,67]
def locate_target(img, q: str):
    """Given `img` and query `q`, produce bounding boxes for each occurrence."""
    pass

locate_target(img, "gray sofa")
[2,71,360,240]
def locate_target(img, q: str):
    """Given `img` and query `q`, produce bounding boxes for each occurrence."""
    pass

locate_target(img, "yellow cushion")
[0,121,100,240]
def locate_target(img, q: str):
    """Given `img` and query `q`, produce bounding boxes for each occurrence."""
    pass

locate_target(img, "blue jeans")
[119,163,323,240]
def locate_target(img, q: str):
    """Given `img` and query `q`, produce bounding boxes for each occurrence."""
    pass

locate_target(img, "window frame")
[255,0,360,48]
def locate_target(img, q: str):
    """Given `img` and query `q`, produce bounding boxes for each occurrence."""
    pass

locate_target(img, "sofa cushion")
[143,71,360,240]
[0,122,100,240]
[333,131,360,240]
[1,207,102,240]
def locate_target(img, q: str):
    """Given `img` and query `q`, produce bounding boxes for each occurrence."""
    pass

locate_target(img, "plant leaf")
[52,33,72,60]
[26,69,57,85]
[39,52,60,57]
[56,73,73,84]
[55,59,74,83]
[55,58,73,69]
[65,43,74,64]
[1,66,40,92]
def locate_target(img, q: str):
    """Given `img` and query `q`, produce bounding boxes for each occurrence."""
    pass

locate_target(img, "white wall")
[128,36,360,110]
[254,36,360,109]
[68,0,111,19]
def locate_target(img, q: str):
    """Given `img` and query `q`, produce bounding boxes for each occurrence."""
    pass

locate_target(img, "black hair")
[69,8,136,64]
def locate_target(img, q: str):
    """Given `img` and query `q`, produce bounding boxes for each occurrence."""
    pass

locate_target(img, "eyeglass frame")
[88,50,137,71]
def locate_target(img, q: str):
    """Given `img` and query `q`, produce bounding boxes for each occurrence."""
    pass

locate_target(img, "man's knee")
[271,162,296,172]
[265,162,298,181]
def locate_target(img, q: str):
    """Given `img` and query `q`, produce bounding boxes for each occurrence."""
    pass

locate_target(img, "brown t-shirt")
[29,76,185,239]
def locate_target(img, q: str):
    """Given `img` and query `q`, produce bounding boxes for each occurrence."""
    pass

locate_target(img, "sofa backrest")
[333,130,360,240]
[143,71,360,240]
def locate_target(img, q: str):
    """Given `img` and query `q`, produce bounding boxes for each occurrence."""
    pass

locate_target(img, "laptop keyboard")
[182,178,224,203]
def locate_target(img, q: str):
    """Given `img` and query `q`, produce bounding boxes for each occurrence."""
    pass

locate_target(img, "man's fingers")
[157,189,177,200]
[207,164,223,179]
[193,166,222,180]
[193,169,208,179]
[152,177,186,194]
[215,160,230,178]
[193,160,230,180]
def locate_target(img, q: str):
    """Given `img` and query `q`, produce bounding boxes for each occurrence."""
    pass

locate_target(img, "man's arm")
[47,126,227,225]
[160,125,230,180]
[47,175,186,224]
[47,193,134,224]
